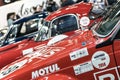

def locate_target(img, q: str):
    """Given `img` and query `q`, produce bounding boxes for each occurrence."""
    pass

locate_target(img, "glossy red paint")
[0,2,120,79]
[0,2,96,69]
[45,2,92,21]
[0,28,119,80]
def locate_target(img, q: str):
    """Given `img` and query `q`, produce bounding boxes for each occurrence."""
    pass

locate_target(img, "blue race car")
[0,12,48,46]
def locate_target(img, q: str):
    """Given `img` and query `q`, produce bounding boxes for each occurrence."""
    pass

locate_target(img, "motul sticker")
[73,61,94,75]
[32,64,60,79]
[92,51,110,69]
[0,60,27,79]
[70,47,89,61]
[22,48,33,55]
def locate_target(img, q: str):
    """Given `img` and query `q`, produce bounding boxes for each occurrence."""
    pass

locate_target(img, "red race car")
[0,2,102,68]
[0,2,119,80]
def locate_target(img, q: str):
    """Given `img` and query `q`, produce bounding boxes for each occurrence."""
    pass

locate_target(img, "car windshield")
[35,14,78,41]
[34,20,49,41]
[94,3,120,37]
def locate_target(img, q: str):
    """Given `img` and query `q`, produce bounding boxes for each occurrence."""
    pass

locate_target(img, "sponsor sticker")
[70,47,89,61]
[73,61,94,75]
[0,60,27,79]
[32,64,60,79]
[92,51,110,69]
[80,16,90,26]
[22,48,33,55]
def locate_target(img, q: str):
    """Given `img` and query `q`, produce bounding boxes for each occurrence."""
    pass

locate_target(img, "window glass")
[94,4,120,37]
[51,15,78,36]
[18,19,39,37]
[34,15,78,41]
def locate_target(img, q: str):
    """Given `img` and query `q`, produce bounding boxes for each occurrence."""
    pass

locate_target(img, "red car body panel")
[45,2,92,21]
[0,2,120,79]
[0,31,77,68]
[0,28,120,80]
[0,2,99,69]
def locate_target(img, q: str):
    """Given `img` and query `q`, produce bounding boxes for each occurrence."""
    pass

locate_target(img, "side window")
[18,19,39,37]
[51,15,78,36]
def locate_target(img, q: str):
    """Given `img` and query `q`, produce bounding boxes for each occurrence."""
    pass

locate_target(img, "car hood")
[0,30,104,80]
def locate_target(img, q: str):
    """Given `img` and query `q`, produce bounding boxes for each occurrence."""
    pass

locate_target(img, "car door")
[112,26,120,77]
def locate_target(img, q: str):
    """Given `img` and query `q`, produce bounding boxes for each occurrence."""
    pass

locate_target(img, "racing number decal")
[94,67,120,80]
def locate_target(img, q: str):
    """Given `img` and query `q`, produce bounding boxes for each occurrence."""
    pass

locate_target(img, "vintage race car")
[0,1,119,80]
[0,2,102,68]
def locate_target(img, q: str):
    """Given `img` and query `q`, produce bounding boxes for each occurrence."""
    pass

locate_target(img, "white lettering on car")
[32,64,60,79]
[94,67,120,80]
[22,48,33,55]
[99,74,115,80]
[25,46,65,63]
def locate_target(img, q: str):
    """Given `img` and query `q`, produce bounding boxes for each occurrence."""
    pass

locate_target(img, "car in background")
[0,2,103,68]
[0,12,47,47]
[0,1,119,80]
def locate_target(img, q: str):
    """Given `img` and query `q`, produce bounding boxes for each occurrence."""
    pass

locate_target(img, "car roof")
[13,12,48,24]
[45,2,92,21]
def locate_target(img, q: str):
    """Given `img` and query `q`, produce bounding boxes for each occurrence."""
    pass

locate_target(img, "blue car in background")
[0,12,48,46]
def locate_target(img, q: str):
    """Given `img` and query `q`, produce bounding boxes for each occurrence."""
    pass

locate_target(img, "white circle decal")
[92,51,110,69]
[80,16,90,26]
